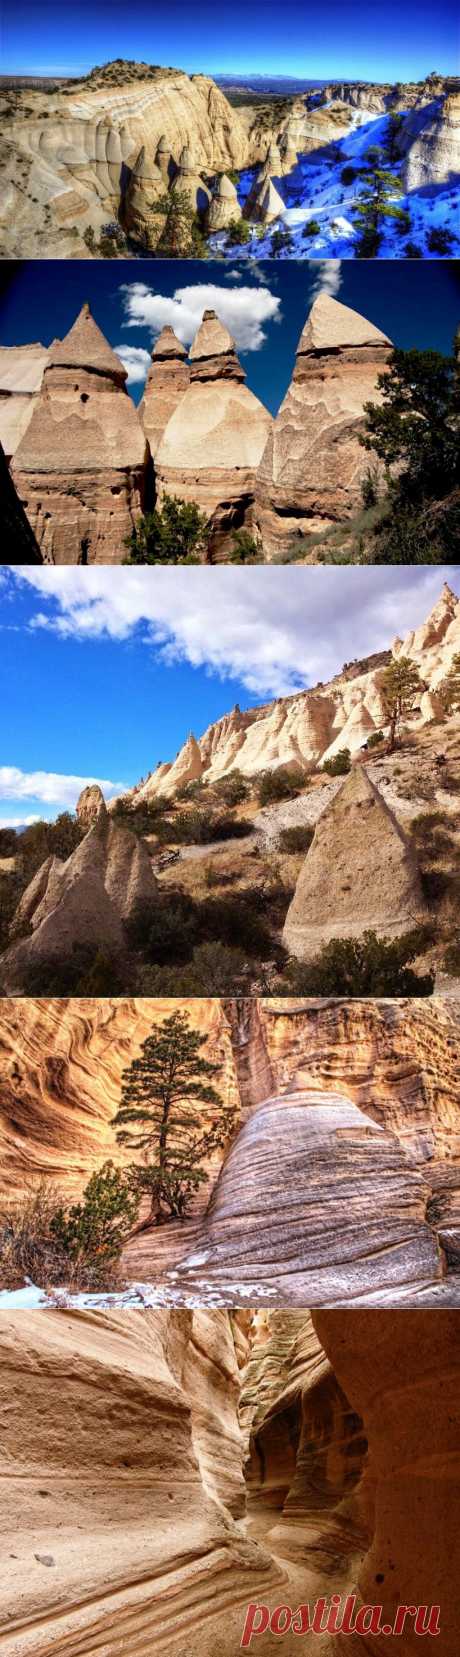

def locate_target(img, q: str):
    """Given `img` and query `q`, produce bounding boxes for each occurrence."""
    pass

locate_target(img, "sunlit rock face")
[11,303,148,563]
[139,326,190,458]
[173,1089,442,1306]
[255,293,392,553]
[282,766,428,960]
[154,309,272,559]
[128,585,460,804]
[0,342,49,462]
[0,439,42,562]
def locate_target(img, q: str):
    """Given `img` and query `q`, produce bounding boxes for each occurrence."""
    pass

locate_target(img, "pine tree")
[113,1010,235,1221]
[439,651,460,713]
[353,146,405,256]
[381,657,422,750]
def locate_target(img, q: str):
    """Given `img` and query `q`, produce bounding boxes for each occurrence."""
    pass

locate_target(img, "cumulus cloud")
[0,768,126,807]
[10,568,458,703]
[310,260,343,299]
[119,280,281,353]
[114,344,151,385]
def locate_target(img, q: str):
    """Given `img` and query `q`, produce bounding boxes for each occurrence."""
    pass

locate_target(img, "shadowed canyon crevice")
[0,1306,458,1655]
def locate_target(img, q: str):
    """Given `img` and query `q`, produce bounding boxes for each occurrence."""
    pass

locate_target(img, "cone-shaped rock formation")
[155,309,272,558]
[123,144,164,248]
[206,173,239,230]
[283,766,428,960]
[0,815,158,994]
[256,292,392,555]
[140,326,190,458]
[11,302,148,564]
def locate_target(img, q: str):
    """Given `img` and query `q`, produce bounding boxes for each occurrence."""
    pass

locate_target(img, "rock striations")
[0,1307,458,1656]
[154,309,272,557]
[11,302,148,563]
[256,293,392,554]
[282,766,429,959]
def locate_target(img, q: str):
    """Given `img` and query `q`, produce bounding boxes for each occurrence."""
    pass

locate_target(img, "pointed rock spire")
[140,327,190,458]
[256,293,392,555]
[189,309,245,382]
[49,302,127,380]
[282,765,428,960]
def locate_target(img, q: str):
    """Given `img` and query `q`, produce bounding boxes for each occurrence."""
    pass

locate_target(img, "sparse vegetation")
[278,825,315,853]
[113,1010,232,1222]
[124,495,209,563]
[255,767,305,805]
[0,1164,138,1293]
[321,748,351,776]
[280,928,434,997]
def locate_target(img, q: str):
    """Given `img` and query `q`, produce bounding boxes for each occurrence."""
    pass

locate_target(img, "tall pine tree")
[113,1010,235,1222]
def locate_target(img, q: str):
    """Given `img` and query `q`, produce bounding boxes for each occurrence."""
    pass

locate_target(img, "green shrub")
[139,941,248,996]
[50,1162,138,1284]
[321,748,351,776]
[0,1167,137,1294]
[255,767,305,805]
[278,825,314,853]
[366,730,385,748]
[280,928,434,997]
[302,218,321,236]
[340,165,357,184]
[213,771,248,806]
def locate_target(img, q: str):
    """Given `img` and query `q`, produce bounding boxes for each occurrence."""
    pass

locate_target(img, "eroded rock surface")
[282,767,428,959]
[11,302,148,563]
[255,293,391,554]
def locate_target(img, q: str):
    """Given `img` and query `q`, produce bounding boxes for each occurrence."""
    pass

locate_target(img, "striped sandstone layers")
[12,302,148,563]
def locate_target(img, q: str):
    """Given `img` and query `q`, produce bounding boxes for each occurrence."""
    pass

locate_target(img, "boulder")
[282,765,428,959]
[11,302,148,564]
[256,292,392,555]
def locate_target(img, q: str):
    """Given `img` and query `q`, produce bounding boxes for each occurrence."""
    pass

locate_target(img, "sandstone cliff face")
[282,767,428,959]
[126,585,459,804]
[0,342,49,461]
[397,92,460,190]
[255,293,391,554]
[0,1307,458,1656]
[154,309,272,559]
[12,302,148,563]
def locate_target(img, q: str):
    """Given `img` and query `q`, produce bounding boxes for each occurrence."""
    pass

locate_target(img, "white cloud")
[0,816,41,828]
[9,568,459,703]
[0,768,126,807]
[310,260,343,299]
[119,281,281,353]
[114,344,151,385]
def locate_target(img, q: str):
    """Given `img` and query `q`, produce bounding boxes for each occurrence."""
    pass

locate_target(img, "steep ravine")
[0,1306,458,1655]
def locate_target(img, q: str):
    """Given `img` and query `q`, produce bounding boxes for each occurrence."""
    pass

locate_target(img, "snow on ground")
[211,108,459,261]
[0,1278,278,1310]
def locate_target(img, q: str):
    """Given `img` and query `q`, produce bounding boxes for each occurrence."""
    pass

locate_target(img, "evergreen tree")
[439,651,460,713]
[361,347,459,504]
[113,1010,234,1221]
[50,1162,138,1276]
[353,146,405,256]
[381,657,422,750]
[124,494,209,563]
[151,189,207,258]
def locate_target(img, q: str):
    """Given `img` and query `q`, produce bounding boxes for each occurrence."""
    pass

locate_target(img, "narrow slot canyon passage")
[0,1307,458,1657]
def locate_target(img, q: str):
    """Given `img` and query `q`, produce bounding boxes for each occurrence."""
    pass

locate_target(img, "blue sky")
[2,0,458,79]
[1,262,459,414]
[1,567,459,826]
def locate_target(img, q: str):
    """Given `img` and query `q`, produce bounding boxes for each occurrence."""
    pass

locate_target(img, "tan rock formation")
[170,143,211,218]
[0,816,158,994]
[314,1309,460,1654]
[139,326,190,458]
[114,585,460,803]
[399,91,460,190]
[243,166,285,223]
[206,173,239,231]
[11,302,148,563]
[122,143,164,248]
[0,439,42,561]
[256,292,391,554]
[0,1309,284,1657]
[155,308,272,558]
[0,342,49,460]
[282,766,428,959]
[174,1088,442,1305]
[76,782,108,829]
